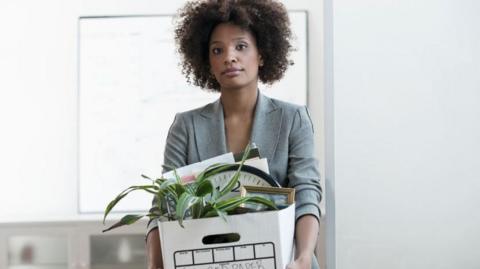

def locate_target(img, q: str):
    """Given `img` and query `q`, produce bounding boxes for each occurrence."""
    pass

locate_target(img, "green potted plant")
[102,144,277,232]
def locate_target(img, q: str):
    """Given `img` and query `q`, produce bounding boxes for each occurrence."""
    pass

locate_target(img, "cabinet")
[0,219,148,269]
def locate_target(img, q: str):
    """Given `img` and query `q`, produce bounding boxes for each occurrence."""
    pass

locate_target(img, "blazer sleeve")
[161,113,189,172]
[287,106,323,221]
[146,113,189,236]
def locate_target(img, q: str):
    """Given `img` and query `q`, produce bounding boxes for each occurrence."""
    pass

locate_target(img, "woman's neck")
[220,85,258,118]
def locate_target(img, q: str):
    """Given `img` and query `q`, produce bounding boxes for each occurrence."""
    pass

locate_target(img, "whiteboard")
[78,12,308,213]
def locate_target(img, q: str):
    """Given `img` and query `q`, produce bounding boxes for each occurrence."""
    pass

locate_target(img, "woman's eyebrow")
[232,36,249,42]
[209,41,223,46]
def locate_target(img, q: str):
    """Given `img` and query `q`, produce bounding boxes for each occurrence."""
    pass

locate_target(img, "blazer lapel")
[250,93,283,164]
[193,99,228,161]
[193,93,283,163]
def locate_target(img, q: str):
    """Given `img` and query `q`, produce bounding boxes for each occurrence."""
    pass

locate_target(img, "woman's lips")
[222,68,242,77]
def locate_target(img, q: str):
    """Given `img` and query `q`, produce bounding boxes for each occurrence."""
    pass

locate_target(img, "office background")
[0,0,326,268]
[77,11,308,213]
[1,0,479,269]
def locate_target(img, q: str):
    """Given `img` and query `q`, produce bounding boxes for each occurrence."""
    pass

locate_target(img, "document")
[162,153,270,182]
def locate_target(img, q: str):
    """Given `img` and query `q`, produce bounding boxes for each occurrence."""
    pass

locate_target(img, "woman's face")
[209,23,263,91]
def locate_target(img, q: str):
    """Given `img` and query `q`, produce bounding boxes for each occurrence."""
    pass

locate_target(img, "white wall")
[331,0,480,268]
[0,0,80,221]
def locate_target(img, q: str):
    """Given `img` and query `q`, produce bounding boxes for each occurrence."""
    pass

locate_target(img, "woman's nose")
[224,49,237,64]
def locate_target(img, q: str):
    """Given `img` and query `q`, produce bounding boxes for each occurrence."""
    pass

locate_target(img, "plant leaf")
[148,206,162,218]
[199,203,214,217]
[103,185,157,224]
[218,144,252,197]
[202,199,228,218]
[174,184,187,197]
[216,195,277,212]
[202,164,238,183]
[141,174,152,180]
[191,197,205,219]
[158,178,178,189]
[185,183,196,195]
[202,196,277,218]
[157,179,182,201]
[195,179,213,197]
[103,193,127,224]
[196,163,231,183]
[176,192,201,228]
[241,196,278,210]
[155,178,166,185]
[102,214,144,232]
[216,208,228,222]
[173,169,182,183]
[215,196,248,211]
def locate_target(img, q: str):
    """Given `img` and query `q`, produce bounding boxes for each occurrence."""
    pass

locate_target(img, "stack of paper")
[162,153,270,182]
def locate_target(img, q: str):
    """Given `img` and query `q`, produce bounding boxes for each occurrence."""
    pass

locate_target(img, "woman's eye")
[212,48,222,55]
[236,44,247,50]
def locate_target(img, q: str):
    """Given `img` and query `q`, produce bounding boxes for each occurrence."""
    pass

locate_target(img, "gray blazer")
[148,93,322,267]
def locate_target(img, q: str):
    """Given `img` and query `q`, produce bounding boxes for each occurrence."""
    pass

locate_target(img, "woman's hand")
[286,255,312,269]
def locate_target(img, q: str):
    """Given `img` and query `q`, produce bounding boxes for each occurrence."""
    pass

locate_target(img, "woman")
[146,0,322,268]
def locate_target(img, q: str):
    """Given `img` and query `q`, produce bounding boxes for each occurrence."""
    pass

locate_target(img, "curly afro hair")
[174,0,292,91]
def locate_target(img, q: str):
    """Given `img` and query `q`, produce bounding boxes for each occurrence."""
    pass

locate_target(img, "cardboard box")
[158,204,295,269]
